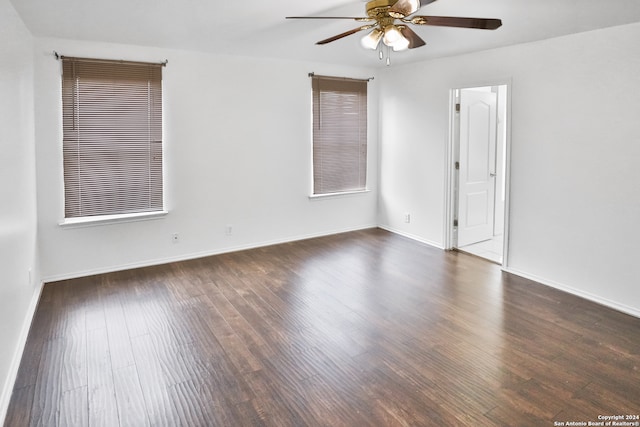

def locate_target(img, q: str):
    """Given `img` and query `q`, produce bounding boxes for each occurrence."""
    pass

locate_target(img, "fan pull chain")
[377,42,392,66]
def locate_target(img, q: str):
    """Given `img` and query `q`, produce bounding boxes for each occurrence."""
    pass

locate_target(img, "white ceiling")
[11,0,640,68]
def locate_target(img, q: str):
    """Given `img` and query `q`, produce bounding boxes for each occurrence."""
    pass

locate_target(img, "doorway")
[448,84,509,265]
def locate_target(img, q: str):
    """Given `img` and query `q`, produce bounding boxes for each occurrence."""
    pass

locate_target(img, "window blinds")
[312,75,367,195]
[61,57,163,218]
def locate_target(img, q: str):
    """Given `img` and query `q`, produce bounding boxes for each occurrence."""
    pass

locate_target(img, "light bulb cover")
[361,28,383,50]
[392,36,410,51]
[383,25,403,46]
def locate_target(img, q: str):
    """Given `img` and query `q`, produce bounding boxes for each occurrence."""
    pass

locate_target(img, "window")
[311,75,368,196]
[61,56,163,219]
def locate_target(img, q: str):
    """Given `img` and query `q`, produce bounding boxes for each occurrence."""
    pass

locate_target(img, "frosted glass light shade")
[361,28,383,50]
[392,36,410,51]
[382,25,403,46]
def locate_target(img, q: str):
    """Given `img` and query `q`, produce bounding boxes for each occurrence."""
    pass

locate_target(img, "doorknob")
[490,172,497,177]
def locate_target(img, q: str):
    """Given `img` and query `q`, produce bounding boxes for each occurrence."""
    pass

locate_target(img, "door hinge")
[455,103,460,112]
[455,161,460,170]
[453,219,459,227]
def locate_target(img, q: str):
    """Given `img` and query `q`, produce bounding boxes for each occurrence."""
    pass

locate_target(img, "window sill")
[309,189,370,200]
[60,211,168,228]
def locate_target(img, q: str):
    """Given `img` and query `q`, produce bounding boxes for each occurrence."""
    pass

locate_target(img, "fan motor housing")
[365,0,399,18]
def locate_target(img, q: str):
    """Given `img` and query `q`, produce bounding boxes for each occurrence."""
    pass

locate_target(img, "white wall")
[378,22,640,316]
[4,12,638,426]
[34,38,379,281]
[0,0,39,419]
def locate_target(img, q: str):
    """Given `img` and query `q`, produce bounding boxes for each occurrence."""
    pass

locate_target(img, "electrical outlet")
[404,213,411,223]
[225,225,233,236]
[172,233,179,243]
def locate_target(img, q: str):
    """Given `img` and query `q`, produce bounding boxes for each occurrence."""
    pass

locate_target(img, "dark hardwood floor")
[5,228,640,426]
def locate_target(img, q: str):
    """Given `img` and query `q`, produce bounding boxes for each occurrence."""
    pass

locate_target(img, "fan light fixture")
[287,0,502,66]
[362,25,409,50]
[361,24,410,64]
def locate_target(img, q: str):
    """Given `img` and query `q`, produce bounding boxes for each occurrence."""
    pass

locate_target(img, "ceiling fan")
[287,0,502,64]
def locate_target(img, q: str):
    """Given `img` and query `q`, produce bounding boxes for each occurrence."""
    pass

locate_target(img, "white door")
[457,89,497,247]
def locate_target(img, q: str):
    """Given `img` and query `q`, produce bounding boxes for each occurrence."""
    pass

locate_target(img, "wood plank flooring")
[5,228,640,426]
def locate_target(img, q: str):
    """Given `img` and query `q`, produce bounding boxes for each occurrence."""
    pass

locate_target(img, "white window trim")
[308,189,370,200]
[60,210,168,228]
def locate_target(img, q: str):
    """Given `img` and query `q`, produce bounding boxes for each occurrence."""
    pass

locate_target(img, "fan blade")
[389,0,438,18]
[399,26,426,49]
[419,0,439,7]
[316,26,371,45]
[410,16,502,30]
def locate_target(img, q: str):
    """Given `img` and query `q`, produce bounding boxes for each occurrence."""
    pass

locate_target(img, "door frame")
[444,80,512,267]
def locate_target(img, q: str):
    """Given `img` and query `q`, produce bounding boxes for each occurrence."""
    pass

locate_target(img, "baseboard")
[378,228,640,320]
[42,224,379,284]
[504,267,640,319]
[377,225,444,250]
[0,281,44,425]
